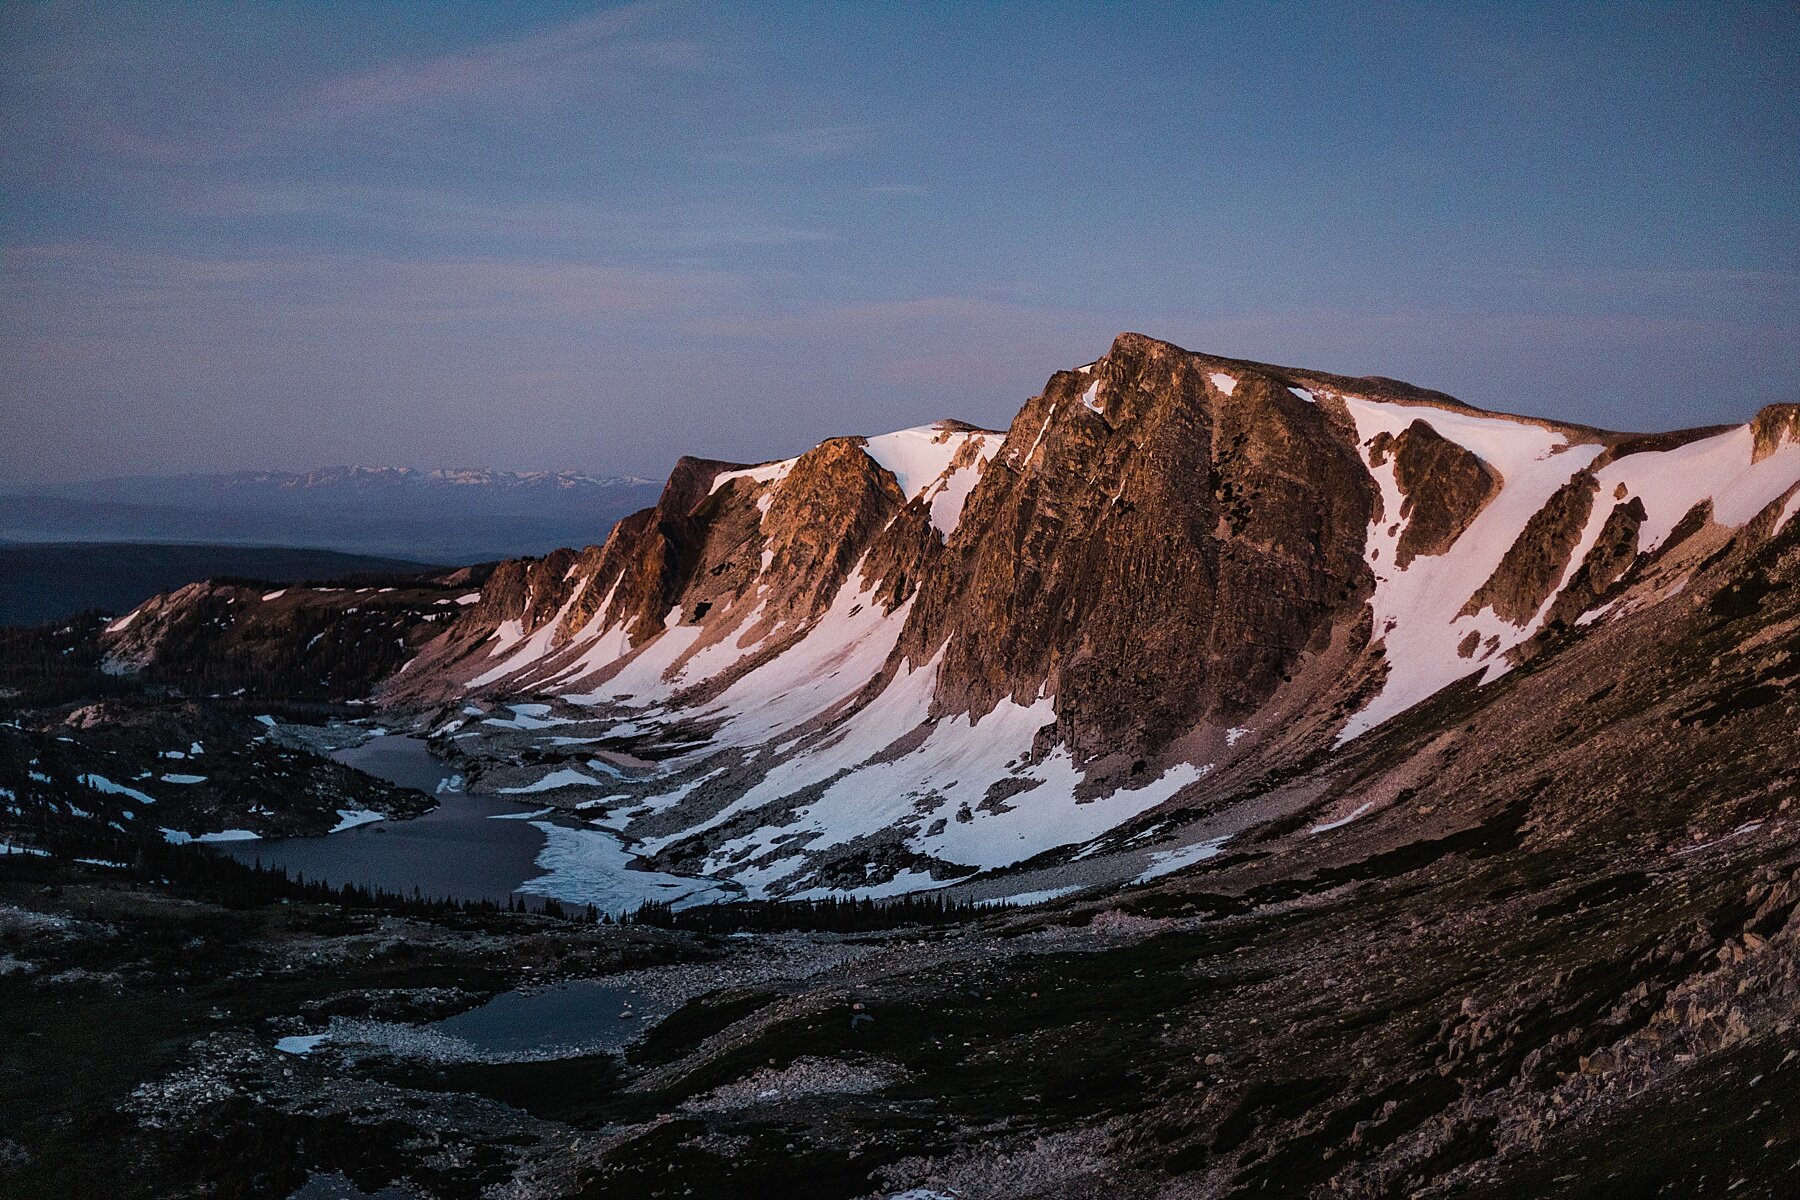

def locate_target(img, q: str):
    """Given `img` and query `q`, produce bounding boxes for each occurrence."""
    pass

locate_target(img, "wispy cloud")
[170,182,837,253]
[2,240,746,336]
[303,3,692,125]
[3,2,701,169]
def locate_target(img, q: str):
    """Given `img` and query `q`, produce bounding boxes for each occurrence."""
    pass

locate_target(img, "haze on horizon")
[1,0,1795,488]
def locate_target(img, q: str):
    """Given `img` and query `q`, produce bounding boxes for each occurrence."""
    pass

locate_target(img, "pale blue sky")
[2,1,1795,484]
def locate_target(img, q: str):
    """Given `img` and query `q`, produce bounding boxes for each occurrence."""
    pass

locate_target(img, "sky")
[1,1,1796,486]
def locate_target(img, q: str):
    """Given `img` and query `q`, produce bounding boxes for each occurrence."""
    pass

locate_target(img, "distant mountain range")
[0,467,665,564]
[0,542,434,627]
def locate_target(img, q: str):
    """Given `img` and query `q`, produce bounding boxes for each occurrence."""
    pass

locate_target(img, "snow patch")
[1337,398,1603,741]
[162,828,260,844]
[275,1033,329,1056]
[80,773,158,805]
[498,768,608,794]
[1309,801,1375,834]
[516,823,729,914]
[1134,835,1231,884]
[981,886,1083,908]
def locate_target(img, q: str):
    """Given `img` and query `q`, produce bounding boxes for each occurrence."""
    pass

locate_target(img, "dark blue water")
[432,977,668,1054]
[217,734,556,907]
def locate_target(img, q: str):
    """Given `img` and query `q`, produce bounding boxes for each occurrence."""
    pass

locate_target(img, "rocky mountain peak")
[895,335,1376,762]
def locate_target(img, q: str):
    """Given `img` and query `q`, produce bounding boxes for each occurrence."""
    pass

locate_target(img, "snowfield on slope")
[1337,397,1603,739]
[1335,397,1800,741]
[422,376,1800,900]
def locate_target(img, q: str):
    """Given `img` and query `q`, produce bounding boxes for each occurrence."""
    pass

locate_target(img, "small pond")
[431,976,671,1056]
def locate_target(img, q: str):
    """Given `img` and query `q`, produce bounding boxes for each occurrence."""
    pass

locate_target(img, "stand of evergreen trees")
[623,890,984,933]
[0,829,606,922]
[2,827,989,933]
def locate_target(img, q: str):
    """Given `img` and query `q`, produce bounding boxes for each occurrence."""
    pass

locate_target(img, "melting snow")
[980,886,1083,907]
[1134,835,1231,884]
[162,828,260,844]
[498,768,609,794]
[1338,403,1799,742]
[1778,487,1800,533]
[679,575,911,753]
[516,822,729,913]
[1209,372,1238,395]
[710,457,797,506]
[329,809,385,833]
[1308,801,1375,834]
[1535,428,1800,638]
[678,647,1213,885]
[275,1033,329,1056]
[920,433,1004,536]
[80,773,158,805]
[479,701,574,729]
[862,424,980,501]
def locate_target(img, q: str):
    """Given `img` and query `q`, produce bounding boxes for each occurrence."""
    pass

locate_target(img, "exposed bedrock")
[1541,496,1648,630]
[1368,418,1502,568]
[1462,469,1600,625]
[1750,402,1800,463]
[753,437,908,617]
[895,332,1377,761]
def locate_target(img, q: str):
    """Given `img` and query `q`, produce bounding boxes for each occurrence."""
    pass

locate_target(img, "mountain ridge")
[91,332,1800,902]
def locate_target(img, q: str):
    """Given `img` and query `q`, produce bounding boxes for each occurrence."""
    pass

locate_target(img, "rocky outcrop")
[586,456,747,645]
[755,438,907,618]
[1541,496,1647,630]
[1751,403,1800,463]
[1368,419,1501,568]
[96,573,476,702]
[1461,470,1599,625]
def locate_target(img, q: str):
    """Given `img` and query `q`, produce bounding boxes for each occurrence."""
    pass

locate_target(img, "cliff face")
[1369,418,1502,569]
[99,334,1800,898]
[897,333,1376,760]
